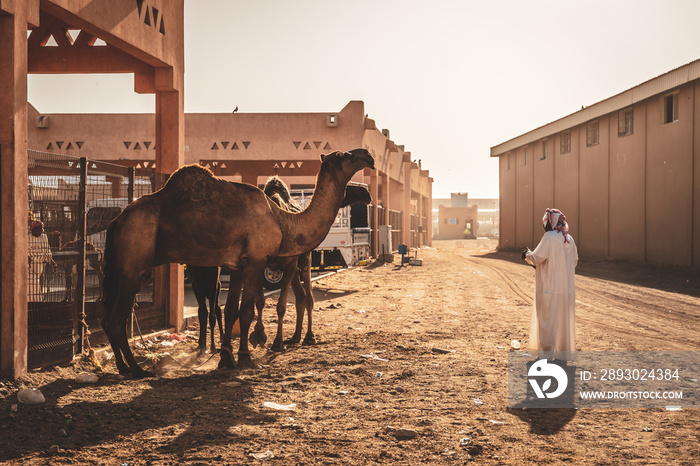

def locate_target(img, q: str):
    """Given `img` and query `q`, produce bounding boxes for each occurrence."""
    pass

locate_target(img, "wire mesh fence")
[27,151,160,369]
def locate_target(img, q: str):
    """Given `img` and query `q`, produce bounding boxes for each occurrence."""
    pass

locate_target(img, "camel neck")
[275,168,347,257]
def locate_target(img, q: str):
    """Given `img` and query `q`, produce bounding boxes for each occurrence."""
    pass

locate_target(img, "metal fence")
[27,150,160,369]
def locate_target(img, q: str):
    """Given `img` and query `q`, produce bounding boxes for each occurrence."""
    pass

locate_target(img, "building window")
[560,130,571,154]
[663,92,679,124]
[540,140,548,160]
[586,120,599,146]
[618,107,633,136]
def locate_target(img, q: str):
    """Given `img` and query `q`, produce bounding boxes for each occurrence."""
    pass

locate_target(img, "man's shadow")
[508,360,577,435]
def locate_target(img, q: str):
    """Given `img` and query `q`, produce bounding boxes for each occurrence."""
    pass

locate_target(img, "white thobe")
[525,230,578,360]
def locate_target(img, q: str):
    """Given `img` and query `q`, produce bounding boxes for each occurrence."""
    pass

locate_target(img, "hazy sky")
[28,0,700,198]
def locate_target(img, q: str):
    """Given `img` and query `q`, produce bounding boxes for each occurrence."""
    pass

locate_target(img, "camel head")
[319,148,375,180]
[341,184,372,207]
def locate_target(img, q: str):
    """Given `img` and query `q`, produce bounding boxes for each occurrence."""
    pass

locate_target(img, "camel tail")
[103,221,119,312]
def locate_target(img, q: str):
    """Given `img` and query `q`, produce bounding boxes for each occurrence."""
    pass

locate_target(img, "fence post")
[76,157,88,355]
[128,167,135,204]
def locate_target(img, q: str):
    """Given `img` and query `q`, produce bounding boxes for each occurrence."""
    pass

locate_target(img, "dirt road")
[1,239,698,465]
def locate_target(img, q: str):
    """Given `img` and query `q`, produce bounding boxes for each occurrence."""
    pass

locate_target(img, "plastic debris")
[75,372,99,384]
[17,388,45,404]
[459,437,472,447]
[689,378,698,383]
[642,427,652,432]
[510,340,521,350]
[249,450,274,460]
[160,341,175,347]
[431,348,455,354]
[360,353,389,362]
[168,333,187,342]
[489,419,505,425]
[665,405,682,411]
[473,398,484,405]
[262,402,297,411]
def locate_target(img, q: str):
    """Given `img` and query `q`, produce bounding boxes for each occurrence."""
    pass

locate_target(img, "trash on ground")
[262,402,297,411]
[473,398,484,405]
[665,405,682,411]
[360,353,389,362]
[510,340,521,350]
[489,419,504,425]
[642,427,653,432]
[168,333,187,342]
[431,348,455,354]
[75,372,99,384]
[249,450,274,460]
[459,437,472,447]
[17,388,45,405]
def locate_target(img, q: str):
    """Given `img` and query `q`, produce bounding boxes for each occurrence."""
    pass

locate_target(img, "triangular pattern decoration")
[91,163,98,169]
[303,142,311,150]
[211,142,219,150]
[273,163,280,169]
[133,142,141,150]
[242,141,251,149]
[143,141,151,149]
[314,141,322,149]
[280,162,287,168]
[297,161,303,168]
[221,141,229,149]
[124,141,132,149]
[46,143,53,150]
[92,38,107,46]
[220,163,227,169]
[76,141,84,149]
[56,141,63,149]
[293,141,302,149]
[45,35,59,47]
[232,142,239,150]
[66,142,73,150]
[324,142,332,150]
[66,29,81,45]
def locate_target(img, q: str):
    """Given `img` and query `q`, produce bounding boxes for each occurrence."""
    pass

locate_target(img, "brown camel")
[102,149,374,377]
[220,177,372,352]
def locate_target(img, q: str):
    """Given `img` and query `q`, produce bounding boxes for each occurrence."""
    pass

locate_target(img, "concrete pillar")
[155,87,184,332]
[402,162,411,247]
[0,9,29,378]
[370,169,379,257]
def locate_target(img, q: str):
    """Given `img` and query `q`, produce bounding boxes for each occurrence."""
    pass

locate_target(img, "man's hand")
[521,248,530,260]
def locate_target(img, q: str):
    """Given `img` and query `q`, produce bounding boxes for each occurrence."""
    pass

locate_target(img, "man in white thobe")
[523,208,578,361]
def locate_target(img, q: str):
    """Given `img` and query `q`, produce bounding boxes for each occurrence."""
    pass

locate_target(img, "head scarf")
[542,208,569,243]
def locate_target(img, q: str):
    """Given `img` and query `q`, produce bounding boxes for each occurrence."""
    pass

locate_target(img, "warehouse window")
[560,130,571,154]
[586,120,599,146]
[618,107,634,136]
[540,140,548,160]
[663,92,679,124]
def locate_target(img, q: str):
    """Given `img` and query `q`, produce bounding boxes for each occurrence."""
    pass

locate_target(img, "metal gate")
[27,150,160,368]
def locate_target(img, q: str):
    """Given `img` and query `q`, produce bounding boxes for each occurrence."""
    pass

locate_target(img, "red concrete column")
[155,87,184,332]
[0,9,29,378]
[370,169,379,257]
[402,162,412,247]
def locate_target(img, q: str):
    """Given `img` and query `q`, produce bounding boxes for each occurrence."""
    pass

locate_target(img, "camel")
[102,148,375,377]
[241,177,372,351]
[193,178,372,353]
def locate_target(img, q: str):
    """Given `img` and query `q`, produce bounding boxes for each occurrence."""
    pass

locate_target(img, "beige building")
[491,59,700,268]
[28,100,433,254]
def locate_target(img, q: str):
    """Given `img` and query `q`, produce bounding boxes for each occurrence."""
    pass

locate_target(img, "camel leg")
[219,271,242,369]
[299,255,317,346]
[190,267,210,352]
[102,277,153,378]
[271,261,298,351]
[210,271,223,353]
[236,268,264,368]
[285,273,305,345]
[249,285,268,348]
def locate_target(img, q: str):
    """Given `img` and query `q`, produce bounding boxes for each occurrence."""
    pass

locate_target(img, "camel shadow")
[507,407,577,435]
[0,368,272,462]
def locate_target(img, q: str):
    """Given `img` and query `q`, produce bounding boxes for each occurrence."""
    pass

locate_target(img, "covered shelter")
[1,0,185,378]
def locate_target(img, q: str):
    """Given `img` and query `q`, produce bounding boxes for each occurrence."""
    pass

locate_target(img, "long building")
[27,100,433,254]
[491,59,700,268]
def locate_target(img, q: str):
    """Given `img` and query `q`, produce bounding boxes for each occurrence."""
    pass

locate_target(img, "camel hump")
[162,164,220,201]
[264,175,301,213]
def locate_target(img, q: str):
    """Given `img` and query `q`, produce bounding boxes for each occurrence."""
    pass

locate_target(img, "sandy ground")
[1,239,699,465]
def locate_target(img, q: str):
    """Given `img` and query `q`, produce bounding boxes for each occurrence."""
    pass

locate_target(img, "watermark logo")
[528,359,568,399]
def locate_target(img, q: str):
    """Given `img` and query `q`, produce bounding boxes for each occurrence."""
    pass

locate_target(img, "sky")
[27,0,700,199]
